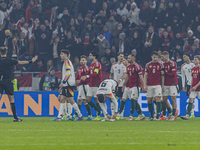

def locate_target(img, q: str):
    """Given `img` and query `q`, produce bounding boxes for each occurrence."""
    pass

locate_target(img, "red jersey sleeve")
[165,61,177,77]
[137,64,143,75]
[90,62,101,77]
[145,64,149,73]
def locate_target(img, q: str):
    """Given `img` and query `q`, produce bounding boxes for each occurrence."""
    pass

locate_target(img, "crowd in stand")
[1,0,200,73]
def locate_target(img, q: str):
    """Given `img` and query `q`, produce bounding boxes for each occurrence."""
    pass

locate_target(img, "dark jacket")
[10,8,25,23]
[139,7,153,23]
[119,38,131,55]
[18,53,32,72]
[49,42,63,59]
[155,10,167,29]
[81,27,97,41]
[85,42,99,56]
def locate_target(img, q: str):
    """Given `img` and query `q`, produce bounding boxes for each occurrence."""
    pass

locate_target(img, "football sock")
[148,103,154,118]
[67,103,72,116]
[75,104,82,116]
[72,103,82,117]
[187,102,193,116]
[167,107,172,114]
[99,102,107,115]
[191,108,194,115]
[63,103,67,115]
[156,102,161,119]
[111,102,114,116]
[84,103,91,116]
[172,109,176,116]
[162,102,166,116]
[58,103,65,118]
[10,103,17,119]
[130,99,136,116]
[154,101,157,105]
[136,101,142,115]
[88,101,97,111]
[119,101,125,114]
[96,102,101,116]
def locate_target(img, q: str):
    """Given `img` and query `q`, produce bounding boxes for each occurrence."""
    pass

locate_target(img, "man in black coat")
[118,32,130,56]
[85,39,99,56]
[139,0,153,26]
[10,3,25,23]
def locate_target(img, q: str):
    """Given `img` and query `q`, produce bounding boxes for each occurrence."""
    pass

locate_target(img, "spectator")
[113,22,125,50]
[18,52,32,72]
[83,33,90,48]
[30,58,46,72]
[65,32,76,58]
[69,0,80,18]
[45,7,57,26]
[119,32,130,55]
[192,16,200,32]
[105,15,118,34]
[171,32,184,53]
[121,15,130,30]
[194,38,200,51]
[30,4,44,22]
[142,26,159,64]
[61,8,71,26]
[101,56,108,71]
[81,22,97,41]
[97,32,110,58]
[186,30,196,45]
[160,30,173,52]
[74,36,84,58]
[100,25,114,46]
[194,25,200,39]
[171,16,182,36]
[124,0,132,12]
[10,3,25,23]
[7,38,20,59]
[101,48,114,61]
[47,60,54,72]
[73,57,81,72]
[92,17,104,34]
[54,19,65,43]
[39,68,59,91]
[165,0,176,25]
[34,18,40,30]
[12,24,20,39]
[85,39,99,56]
[117,1,129,17]
[128,2,140,25]
[112,9,122,23]
[1,29,12,47]
[111,0,120,10]
[105,57,116,72]
[183,39,192,53]
[189,44,200,61]
[0,1,14,25]
[75,13,83,32]
[102,1,110,19]
[155,2,166,30]
[94,10,107,25]
[25,0,36,23]
[129,31,141,59]
[19,32,28,55]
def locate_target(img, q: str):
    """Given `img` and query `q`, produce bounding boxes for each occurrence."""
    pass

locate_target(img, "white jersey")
[110,63,126,87]
[62,59,76,87]
[97,79,118,95]
[181,62,195,87]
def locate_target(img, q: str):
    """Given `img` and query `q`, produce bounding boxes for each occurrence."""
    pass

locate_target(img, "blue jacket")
[189,49,200,60]
[99,31,114,46]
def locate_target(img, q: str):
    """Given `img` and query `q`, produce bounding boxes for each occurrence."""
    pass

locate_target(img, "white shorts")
[189,91,200,99]
[87,87,98,98]
[122,87,131,100]
[77,85,89,100]
[163,86,178,96]
[130,87,140,99]
[147,85,162,98]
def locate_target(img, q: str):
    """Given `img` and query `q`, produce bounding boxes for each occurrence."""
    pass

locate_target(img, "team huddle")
[51,49,200,121]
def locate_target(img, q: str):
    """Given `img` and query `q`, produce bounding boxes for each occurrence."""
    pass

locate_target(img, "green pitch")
[0,117,200,150]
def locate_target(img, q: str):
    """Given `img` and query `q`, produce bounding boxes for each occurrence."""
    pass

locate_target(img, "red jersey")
[126,63,142,88]
[125,66,129,88]
[89,61,102,87]
[163,60,178,86]
[191,66,200,91]
[145,61,164,86]
[75,65,90,86]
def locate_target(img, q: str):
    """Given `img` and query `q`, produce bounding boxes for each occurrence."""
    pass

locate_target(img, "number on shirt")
[118,69,120,74]
[101,81,108,87]
[152,69,155,73]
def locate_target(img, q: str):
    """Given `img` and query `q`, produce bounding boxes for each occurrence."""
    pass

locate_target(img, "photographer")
[39,68,59,91]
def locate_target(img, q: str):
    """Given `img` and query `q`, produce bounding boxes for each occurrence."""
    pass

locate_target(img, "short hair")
[0,47,7,55]
[80,55,87,60]
[117,52,124,57]
[90,51,99,59]
[129,53,136,58]
[61,49,70,56]
[194,55,200,60]
[161,51,169,56]
[152,51,158,56]
[98,94,104,103]
[124,55,128,60]
[183,53,190,59]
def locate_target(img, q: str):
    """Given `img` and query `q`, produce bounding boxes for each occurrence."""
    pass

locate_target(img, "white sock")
[154,103,157,114]
[99,102,108,115]
[191,108,194,115]
[63,103,67,115]
[111,102,114,116]
[72,103,82,117]
[67,103,72,116]
[58,103,65,118]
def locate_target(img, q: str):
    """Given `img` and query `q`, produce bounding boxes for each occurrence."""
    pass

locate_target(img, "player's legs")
[155,96,161,119]
[171,96,177,117]
[86,86,98,112]
[109,94,118,119]
[73,99,82,117]
[147,97,154,120]
[67,97,83,120]
[163,96,172,114]
[7,95,21,121]
[94,97,101,116]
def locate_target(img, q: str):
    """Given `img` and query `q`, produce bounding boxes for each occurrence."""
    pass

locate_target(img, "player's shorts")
[163,86,179,96]
[87,87,98,98]
[60,86,76,97]
[130,87,141,99]
[0,80,14,95]
[77,84,89,100]
[147,85,162,98]
[116,87,123,98]
[186,85,191,96]
[189,91,200,99]
[122,87,131,100]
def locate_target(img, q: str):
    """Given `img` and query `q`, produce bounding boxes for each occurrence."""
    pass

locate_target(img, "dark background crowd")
[1,0,200,73]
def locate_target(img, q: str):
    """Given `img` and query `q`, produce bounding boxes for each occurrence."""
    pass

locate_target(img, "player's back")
[97,79,118,95]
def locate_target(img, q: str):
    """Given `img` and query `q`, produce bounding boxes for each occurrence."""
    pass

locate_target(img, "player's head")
[89,51,99,61]
[123,56,129,66]
[98,94,105,103]
[183,53,191,62]
[151,51,158,63]
[60,49,70,61]
[117,52,124,63]
[161,51,169,62]
[194,55,200,65]
[127,54,135,63]
[0,47,7,56]
[80,55,87,66]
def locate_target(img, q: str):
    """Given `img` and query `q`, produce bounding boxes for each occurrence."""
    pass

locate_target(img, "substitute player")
[161,51,178,121]
[97,79,118,121]
[181,53,195,118]
[122,54,145,121]
[51,50,83,121]
[110,52,126,116]
[0,47,38,122]
[144,51,164,121]
[81,51,102,121]
[75,55,93,120]
[181,55,200,120]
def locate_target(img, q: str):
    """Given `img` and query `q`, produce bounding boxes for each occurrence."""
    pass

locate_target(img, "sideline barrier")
[0,91,199,117]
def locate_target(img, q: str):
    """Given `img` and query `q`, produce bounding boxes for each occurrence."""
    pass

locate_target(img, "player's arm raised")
[18,55,38,65]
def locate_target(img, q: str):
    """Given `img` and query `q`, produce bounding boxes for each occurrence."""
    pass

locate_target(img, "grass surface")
[0,117,199,150]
